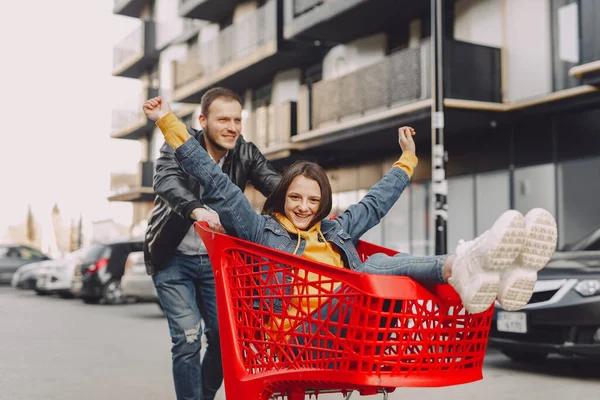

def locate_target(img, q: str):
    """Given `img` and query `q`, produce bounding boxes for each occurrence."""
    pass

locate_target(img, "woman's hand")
[143,96,171,122]
[398,126,416,154]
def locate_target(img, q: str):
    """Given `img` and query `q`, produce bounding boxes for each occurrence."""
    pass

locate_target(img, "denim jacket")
[173,138,411,271]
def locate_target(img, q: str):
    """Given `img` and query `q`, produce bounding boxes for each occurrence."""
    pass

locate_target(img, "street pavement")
[1,286,599,400]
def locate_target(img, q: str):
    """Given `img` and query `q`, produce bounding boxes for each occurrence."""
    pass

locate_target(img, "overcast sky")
[0,0,145,243]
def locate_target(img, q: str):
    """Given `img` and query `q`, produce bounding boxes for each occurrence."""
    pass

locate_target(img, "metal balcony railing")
[113,23,144,70]
[111,110,146,135]
[309,47,423,130]
[174,0,276,89]
[155,18,204,49]
[298,39,501,133]
[109,161,154,196]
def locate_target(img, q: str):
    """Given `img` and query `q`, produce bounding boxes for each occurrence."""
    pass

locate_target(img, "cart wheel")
[502,350,548,363]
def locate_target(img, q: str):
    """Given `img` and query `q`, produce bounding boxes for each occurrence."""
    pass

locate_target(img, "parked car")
[489,224,600,361]
[121,251,159,306]
[71,238,143,304]
[11,259,53,291]
[1,244,51,284]
[36,248,86,298]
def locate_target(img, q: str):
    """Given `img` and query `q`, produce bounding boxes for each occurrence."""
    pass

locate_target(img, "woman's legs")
[355,210,529,314]
[357,253,448,284]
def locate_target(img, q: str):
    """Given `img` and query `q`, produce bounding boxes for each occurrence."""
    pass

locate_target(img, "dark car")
[71,238,143,304]
[1,245,51,284]
[489,224,600,361]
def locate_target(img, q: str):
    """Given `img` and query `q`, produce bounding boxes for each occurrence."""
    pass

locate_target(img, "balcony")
[284,0,428,43]
[111,88,158,140]
[173,0,314,103]
[242,102,298,160]
[179,0,236,22]
[113,21,159,78]
[290,39,501,162]
[113,0,149,18]
[108,161,155,202]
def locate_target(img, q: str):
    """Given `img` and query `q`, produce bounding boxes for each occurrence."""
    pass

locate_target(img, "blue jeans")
[294,253,447,344]
[153,253,222,400]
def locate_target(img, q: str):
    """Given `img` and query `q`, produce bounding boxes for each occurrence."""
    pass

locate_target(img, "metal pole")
[431,0,447,255]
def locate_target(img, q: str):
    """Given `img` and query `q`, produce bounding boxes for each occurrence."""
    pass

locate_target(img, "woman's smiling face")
[284,175,321,230]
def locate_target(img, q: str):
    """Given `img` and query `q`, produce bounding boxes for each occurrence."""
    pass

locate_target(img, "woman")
[143,97,557,316]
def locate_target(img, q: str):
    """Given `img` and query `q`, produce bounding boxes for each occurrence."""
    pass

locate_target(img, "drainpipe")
[431,0,447,255]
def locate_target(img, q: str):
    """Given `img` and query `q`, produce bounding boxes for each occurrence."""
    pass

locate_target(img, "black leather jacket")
[144,127,280,274]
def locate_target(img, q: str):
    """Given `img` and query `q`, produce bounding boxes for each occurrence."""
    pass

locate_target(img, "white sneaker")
[497,208,557,311]
[449,210,525,314]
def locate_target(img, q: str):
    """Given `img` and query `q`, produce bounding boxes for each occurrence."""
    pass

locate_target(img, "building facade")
[111,0,600,255]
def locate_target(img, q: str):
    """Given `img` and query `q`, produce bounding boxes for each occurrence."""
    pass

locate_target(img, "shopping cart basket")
[195,222,493,400]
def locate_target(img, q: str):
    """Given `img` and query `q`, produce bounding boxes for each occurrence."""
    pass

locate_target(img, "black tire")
[82,297,100,304]
[35,289,49,296]
[58,291,74,299]
[502,350,548,363]
[102,279,124,305]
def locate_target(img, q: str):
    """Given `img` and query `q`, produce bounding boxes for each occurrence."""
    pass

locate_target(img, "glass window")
[382,186,410,252]
[513,163,556,217]
[357,189,383,245]
[475,170,509,235]
[81,245,109,263]
[411,182,431,256]
[18,247,34,260]
[558,155,600,247]
[447,175,475,252]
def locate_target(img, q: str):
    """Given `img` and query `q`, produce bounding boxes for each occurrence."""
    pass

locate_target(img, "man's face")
[199,98,242,152]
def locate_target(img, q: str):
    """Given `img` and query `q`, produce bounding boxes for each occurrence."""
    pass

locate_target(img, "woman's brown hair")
[261,161,332,228]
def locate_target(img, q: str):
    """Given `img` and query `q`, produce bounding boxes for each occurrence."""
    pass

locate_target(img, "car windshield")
[0,247,10,258]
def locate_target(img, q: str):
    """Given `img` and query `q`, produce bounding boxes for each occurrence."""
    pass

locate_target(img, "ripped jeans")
[153,253,222,400]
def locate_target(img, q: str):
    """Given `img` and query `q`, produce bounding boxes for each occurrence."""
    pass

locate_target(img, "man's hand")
[398,126,416,154]
[190,208,226,234]
[143,96,172,122]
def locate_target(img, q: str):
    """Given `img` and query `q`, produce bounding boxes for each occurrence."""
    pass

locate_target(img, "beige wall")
[454,0,553,102]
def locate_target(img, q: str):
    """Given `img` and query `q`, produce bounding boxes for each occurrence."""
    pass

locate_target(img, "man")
[142,87,280,400]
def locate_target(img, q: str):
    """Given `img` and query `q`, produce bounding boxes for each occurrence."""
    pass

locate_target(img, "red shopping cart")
[195,222,493,400]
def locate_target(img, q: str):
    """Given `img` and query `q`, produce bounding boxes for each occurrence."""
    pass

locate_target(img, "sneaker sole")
[460,210,525,314]
[498,208,557,311]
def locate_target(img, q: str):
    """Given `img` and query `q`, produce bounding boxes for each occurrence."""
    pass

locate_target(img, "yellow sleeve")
[393,152,418,179]
[156,112,191,149]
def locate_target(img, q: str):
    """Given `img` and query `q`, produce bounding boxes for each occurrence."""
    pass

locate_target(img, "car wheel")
[103,279,124,305]
[35,289,49,296]
[82,297,100,304]
[502,350,548,363]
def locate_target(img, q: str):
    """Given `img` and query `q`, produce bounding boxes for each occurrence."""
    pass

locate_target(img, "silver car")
[121,251,159,305]
[2,245,51,285]
[36,248,86,298]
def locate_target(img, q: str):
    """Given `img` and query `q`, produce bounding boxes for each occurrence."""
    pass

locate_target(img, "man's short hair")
[200,87,243,118]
